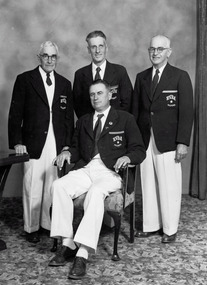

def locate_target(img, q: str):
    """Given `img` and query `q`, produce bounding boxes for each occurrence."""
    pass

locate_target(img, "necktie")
[46,73,52,86]
[151,69,160,98]
[93,113,104,157]
[95,67,101,80]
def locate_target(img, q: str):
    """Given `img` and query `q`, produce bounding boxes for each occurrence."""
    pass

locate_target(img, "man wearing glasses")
[8,41,74,243]
[132,35,194,243]
[73,30,133,118]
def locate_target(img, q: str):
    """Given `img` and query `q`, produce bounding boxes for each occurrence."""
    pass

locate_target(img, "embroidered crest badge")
[60,95,67,109]
[113,135,123,147]
[110,85,118,100]
[166,94,176,107]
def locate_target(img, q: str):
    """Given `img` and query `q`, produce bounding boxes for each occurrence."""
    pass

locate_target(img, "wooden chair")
[51,163,138,261]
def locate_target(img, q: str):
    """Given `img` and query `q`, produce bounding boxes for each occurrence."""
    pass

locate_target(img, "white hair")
[150,35,171,48]
[39,41,59,55]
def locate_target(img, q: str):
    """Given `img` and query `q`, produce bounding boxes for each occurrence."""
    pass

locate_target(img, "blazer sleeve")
[131,74,141,122]
[124,114,146,165]
[68,118,82,163]
[8,74,25,148]
[73,71,82,118]
[64,80,74,148]
[176,71,194,146]
[119,67,133,112]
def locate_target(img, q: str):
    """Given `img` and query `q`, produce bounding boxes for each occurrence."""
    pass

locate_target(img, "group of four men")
[8,30,193,279]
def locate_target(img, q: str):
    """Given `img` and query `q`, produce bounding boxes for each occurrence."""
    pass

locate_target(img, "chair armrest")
[122,165,139,209]
[54,161,75,178]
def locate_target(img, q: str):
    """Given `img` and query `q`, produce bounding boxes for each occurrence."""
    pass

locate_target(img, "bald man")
[132,35,193,243]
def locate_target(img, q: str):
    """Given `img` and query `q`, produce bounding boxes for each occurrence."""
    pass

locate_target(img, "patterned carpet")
[0,195,207,285]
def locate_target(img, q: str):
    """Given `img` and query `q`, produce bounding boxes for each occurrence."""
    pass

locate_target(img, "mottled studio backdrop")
[0,0,196,196]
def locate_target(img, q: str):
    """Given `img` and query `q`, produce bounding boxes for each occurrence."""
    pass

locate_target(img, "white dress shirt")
[92,60,107,80]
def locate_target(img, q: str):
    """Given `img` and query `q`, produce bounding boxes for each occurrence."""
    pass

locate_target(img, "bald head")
[150,35,171,48]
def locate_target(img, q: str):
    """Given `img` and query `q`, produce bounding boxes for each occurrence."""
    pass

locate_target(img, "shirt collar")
[152,63,167,77]
[94,105,111,120]
[92,60,106,75]
[39,66,54,79]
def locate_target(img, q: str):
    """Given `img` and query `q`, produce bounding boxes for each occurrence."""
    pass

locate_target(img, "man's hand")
[14,144,28,154]
[53,151,71,170]
[113,156,131,173]
[175,144,188,163]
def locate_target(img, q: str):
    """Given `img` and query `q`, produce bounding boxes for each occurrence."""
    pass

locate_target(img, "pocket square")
[162,90,178,93]
[109,131,125,134]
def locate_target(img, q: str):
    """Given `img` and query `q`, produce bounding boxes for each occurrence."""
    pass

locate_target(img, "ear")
[108,91,112,101]
[37,54,41,63]
[167,48,172,58]
[87,45,91,55]
[105,43,108,53]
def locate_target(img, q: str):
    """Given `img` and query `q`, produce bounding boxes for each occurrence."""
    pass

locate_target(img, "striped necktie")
[151,69,160,99]
[46,73,52,86]
[92,114,104,157]
[95,67,101,80]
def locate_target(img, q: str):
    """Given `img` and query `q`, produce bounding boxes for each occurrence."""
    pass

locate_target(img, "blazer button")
[151,111,154,115]
[44,131,48,134]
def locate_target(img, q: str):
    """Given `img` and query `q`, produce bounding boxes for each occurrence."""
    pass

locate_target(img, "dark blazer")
[8,67,74,159]
[73,60,133,118]
[69,107,146,170]
[132,63,194,153]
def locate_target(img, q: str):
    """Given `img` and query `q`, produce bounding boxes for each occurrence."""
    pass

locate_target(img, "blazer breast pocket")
[162,90,178,108]
[109,131,125,149]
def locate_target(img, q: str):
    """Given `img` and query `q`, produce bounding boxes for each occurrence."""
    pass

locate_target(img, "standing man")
[8,41,74,243]
[73,30,133,118]
[132,35,193,243]
[48,80,146,279]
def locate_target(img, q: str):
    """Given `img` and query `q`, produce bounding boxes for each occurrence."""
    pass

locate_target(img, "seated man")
[49,79,146,280]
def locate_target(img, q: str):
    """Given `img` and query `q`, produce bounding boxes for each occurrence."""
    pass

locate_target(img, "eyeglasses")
[39,54,57,61]
[89,44,106,51]
[148,47,169,54]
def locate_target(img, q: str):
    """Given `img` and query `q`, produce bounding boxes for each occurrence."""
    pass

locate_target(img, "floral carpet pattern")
[0,195,207,285]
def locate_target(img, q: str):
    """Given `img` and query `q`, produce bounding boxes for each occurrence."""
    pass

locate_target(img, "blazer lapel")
[83,113,94,139]
[100,108,118,138]
[82,108,118,141]
[53,72,63,105]
[143,68,152,101]
[30,67,48,105]
[103,61,116,84]
[84,63,93,81]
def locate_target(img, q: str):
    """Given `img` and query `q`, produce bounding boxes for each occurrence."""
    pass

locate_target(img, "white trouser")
[50,158,122,253]
[23,120,57,233]
[140,132,182,236]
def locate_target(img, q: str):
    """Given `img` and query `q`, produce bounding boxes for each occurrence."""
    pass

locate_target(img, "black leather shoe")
[162,233,176,243]
[68,257,87,280]
[26,232,40,243]
[39,227,50,237]
[135,229,163,238]
[0,239,7,251]
[49,246,78,266]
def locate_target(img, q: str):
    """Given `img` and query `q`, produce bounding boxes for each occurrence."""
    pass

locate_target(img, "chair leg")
[51,238,58,252]
[129,202,135,243]
[107,211,121,261]
[49,205,58,252]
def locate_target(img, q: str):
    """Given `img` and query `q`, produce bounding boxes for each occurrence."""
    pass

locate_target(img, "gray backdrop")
[0,0,196,196]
